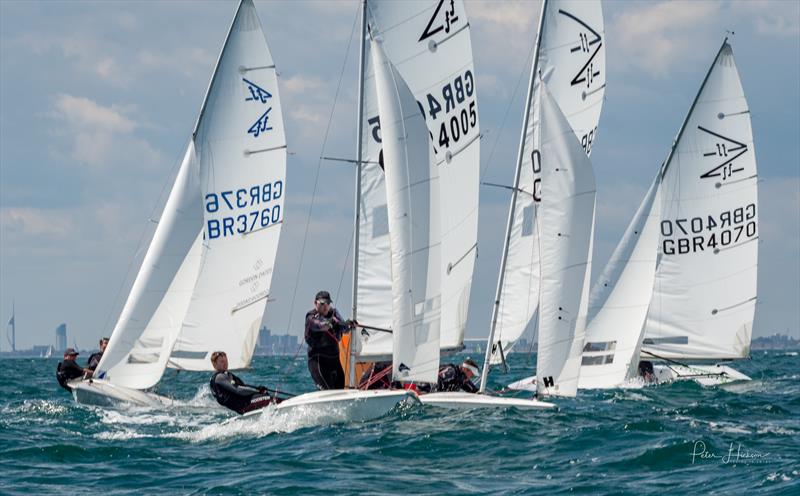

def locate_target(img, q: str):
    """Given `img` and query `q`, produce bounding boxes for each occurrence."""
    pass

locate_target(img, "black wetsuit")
[304,308,349,390]
[86,352,103,371]
[436,364,478,393]
[209,371,278,414]
[56,360,84,391]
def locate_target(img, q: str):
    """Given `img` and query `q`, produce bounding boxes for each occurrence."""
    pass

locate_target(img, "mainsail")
[534,81,596,397]
[643,41,757,361]
[96,0,286,386]
[356,0,480,360]
[489,0,606,364]
[578,177,660,389]
[371,39,442,383]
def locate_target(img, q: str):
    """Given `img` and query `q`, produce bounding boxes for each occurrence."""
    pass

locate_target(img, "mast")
[348,0,368,387]
[659,37,729,180]
[480,0,548,393]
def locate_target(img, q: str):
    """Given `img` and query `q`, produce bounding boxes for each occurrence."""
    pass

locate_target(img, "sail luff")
[480,0,549,393]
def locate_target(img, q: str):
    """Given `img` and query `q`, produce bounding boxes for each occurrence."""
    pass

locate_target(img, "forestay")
[169,0,287,371]
[491,0,605,362]
[643,41,757,361]
[371,40,441,383]
[535,81,596,397]
[357,0,479,359]
[578,177,660,389]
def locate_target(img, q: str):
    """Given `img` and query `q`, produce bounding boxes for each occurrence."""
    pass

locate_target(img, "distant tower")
[55,323,67,352]
[6,301,15,352]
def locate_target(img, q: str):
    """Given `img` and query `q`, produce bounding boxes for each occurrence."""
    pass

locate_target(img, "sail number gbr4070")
[204,180,283,239]
[660,203,756,255]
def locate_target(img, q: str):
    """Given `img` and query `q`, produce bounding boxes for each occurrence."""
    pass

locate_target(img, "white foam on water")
[756,424,797,436]
[707,421,751,435]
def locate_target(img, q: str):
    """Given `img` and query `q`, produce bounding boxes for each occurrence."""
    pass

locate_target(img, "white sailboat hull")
[242,389,417,422]
[69,379,175,408]
[652,364,751,386]
[418,391,554,410]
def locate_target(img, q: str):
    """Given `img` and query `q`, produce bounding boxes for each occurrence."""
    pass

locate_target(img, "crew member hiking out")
[305,290,355,390]
[436,359,480,393]
[56,348,92,391]
[86,337,109,371]
[208,351,285,414]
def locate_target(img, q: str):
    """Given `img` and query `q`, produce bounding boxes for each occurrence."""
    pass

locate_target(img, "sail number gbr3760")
[661,203,756,255]
[204,180,283,239]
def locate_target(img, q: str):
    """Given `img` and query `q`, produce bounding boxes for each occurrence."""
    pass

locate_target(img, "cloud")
[282,75,326,96]
[1,207,74,237]
[49,94,164,170]
[53,94,136,133]
[466,0,536,31]
[610,1,722,77]
[730,0,800,37]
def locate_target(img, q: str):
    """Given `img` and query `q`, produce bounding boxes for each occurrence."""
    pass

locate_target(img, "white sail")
[578,177,661,389]
[491,0,605,362]
[371,39,441,383]
[643,41,757,361]
[95,143,204,389]
[357,0,479,359]
[169,0,287,371]
[536,81,596,397]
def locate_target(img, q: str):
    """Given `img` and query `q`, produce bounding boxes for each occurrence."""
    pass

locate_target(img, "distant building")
[55,323,67,352]
[255,326,300,356]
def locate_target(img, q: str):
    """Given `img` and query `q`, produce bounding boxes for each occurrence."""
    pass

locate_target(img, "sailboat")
[71,1,412,419]
[346,0,481,384]
[440,0,604,407]
[576,38,757,389]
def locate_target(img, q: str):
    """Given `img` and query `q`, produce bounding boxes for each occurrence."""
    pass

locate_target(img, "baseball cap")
[315,290,332,303]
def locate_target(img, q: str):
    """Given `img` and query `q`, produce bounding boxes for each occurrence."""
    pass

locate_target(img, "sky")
[0,0,798,351]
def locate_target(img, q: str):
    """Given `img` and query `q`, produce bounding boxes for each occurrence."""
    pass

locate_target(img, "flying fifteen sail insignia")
[419,0,459,42]
[243,78,272,104]
[248,108,273,138]
[559,9,602,89]
[698,126,748,181]
[243,78,273,137]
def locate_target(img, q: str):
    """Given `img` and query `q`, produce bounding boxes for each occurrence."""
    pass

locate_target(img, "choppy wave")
[1,350,798,494]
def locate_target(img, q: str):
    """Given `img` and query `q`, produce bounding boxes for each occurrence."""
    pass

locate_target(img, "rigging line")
[273,5,360,394]
[335,226,355,304]
[639,349,691,369]
[100,135,191,335]
[480,36,537,180]
[282,6,360,337]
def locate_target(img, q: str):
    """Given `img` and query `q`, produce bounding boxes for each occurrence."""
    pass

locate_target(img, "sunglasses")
[316,300,331,305]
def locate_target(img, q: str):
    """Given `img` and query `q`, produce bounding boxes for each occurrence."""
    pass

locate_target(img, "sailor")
[86,337,109,371]
[56,348,92,391]
[637,360,656,383]
[208,351,283,414]
[304,290,355,390]
[435,359,480,393]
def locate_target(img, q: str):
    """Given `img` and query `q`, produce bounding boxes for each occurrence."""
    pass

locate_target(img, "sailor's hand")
[258,386,268,394]
[345,319,357,330]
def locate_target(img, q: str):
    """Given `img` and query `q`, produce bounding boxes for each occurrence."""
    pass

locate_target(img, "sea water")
[1,351,797,495]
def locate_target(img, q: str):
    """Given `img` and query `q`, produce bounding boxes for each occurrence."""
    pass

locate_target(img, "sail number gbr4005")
[204,180,283,239]
[369,69,477,160]
[660,203,756,255]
